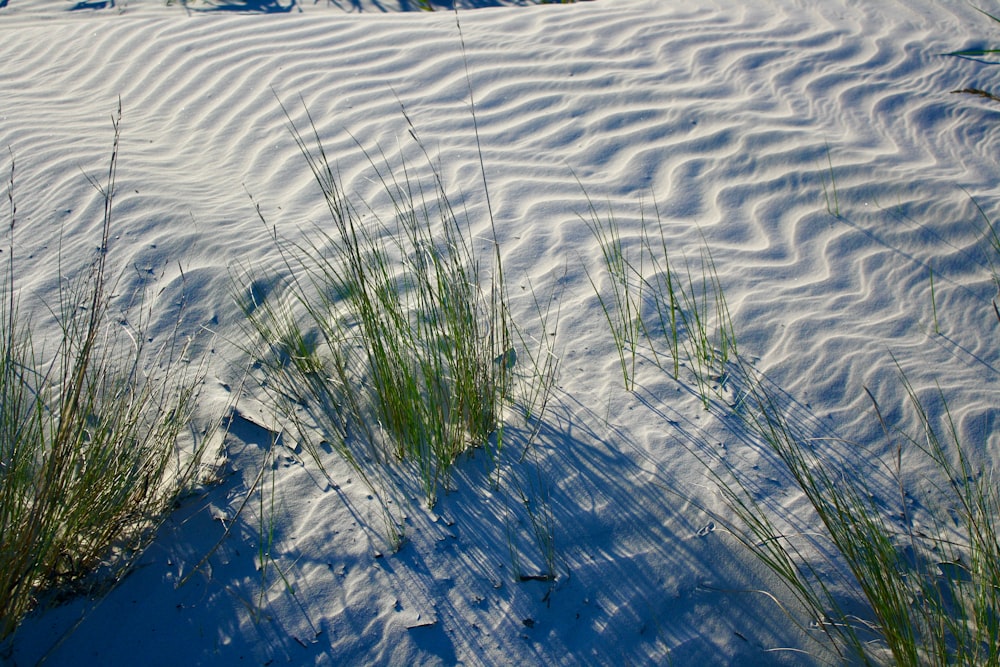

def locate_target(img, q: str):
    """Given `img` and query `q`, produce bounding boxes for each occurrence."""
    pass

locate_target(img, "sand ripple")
[4,0,1000,662]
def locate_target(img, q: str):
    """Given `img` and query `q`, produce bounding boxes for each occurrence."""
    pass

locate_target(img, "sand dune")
[3,0,999,663]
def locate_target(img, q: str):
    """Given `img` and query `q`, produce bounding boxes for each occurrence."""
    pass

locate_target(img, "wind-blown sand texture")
[3,0,998,663]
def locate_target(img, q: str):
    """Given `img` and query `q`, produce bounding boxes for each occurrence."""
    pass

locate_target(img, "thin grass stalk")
[638,212,682,378]
[654,247,735,408]
[945,7,1000,57]
[823,142,840,218]
[969,195,1000,293]
[5,147,15,352]
[930,266,940,335]
[583,200,642,391]
[50,103,121,467]
[512,274,560,462]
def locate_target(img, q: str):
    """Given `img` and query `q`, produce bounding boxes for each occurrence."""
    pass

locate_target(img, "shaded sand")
[3,0,999,663]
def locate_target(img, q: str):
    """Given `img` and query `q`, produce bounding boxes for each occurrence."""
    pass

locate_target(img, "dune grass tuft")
[584,198,644,391]
[238,101,556,549]
[586,201,738,407]
[0,105,212,642]
[722,357,1000,665]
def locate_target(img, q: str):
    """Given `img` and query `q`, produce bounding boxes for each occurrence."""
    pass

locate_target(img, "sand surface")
[3,0,999,664]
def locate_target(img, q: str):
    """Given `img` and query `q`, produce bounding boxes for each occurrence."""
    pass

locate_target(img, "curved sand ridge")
[4,0,1000,664]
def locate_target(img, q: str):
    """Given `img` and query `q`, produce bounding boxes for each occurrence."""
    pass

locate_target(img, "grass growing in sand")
[946,6,1000,103]
[238,101,558,551]
[587,203,738,407]
[0,107,212,642]
[585,200,644,391]
[723,359,1000,665]
[589,198,1000,664]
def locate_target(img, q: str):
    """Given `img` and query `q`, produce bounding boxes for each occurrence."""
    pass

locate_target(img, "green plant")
[590,189,1000,662]
[946,7,1000,59]
[584,198,645,391]
[237,11,561,573]
[586,204,738,407]
[930,265,941,334]
[659,244,737,408]
[715,356,1000,665]
[660,254,999,663]
[0,106,212,642]
[821,142,841,218]
[970,194,1000,300]
[518,462,557,585]
[238,101,556,549]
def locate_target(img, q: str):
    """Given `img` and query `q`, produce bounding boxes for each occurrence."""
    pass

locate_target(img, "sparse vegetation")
[0,106,213,642]
[237,100,557,550]
[8,5,999,662]
[589,197,1000,664]
[947,7,1000,103]
[716,352,1000,665]
[587,202,738,407]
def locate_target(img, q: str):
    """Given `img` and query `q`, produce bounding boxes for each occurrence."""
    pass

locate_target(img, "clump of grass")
[0,106,212,642]
[674,252,996,662]
[586,201,738,407]
[716,356,1000,665]
[651,242,738,408]
[238,101,556,549]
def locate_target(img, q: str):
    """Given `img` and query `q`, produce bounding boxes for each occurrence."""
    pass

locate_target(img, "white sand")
[3,0,998,663]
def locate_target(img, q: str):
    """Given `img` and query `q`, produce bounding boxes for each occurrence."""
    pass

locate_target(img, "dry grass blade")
[951,88,1000,103]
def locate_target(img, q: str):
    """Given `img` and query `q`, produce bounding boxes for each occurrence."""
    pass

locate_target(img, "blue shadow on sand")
[198,0,298,12]
[63,0,562,14]
[322,0,551,12]
[174,0,299,12]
